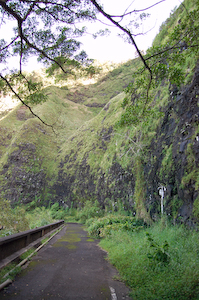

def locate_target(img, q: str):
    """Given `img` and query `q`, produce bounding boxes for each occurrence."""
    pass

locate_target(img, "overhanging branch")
[0,74,56,133]
[110,0,166,18]
[90,0,153,103]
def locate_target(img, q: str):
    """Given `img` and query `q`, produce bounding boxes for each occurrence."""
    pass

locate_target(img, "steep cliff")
[0,0,198,225]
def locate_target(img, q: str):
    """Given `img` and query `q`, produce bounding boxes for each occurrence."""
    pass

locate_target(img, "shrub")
[146,232,170,268]
[50,203,67,220]
[76,200,104,223]
[87,214,146,237]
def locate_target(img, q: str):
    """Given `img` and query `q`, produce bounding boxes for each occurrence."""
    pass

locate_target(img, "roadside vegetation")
[0,200,68,237]
[0,0,199,297]
[76,201,199,300]
[1,199,199,298]
[99,219,199,299]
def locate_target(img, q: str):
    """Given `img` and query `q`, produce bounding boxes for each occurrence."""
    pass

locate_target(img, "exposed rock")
[52,64,199,224]
[144,63,199,223]
[0,143,46,204]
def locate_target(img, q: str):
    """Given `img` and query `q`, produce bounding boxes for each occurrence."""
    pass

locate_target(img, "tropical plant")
[146,232,170,268]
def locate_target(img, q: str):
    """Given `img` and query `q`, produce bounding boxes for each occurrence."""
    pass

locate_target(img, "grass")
[0,249,36,284]
[0,263,18,284]
[1,200,199,299]
[98,220,199,299]
[19,248,36,261]
[75,201,199,299]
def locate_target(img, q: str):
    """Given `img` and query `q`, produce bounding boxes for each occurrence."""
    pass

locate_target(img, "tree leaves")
[0,0,96,125]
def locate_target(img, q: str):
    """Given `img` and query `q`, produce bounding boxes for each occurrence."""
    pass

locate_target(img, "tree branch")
[90,0,153,103]
[22,2,36,21]
[0,36,19,51]
[0,1,69,74]
[90,0,152,75]
[110,0,166,18]
[0,74,56,133]
[145,44,199,61]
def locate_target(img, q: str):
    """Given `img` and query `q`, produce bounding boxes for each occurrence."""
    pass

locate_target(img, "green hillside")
[0,0,199,226]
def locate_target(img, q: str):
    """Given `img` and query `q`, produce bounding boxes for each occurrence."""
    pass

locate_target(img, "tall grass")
[99,221,199,299]
[0,202,73,237]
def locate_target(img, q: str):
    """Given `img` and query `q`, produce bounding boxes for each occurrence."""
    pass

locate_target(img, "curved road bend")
[1,223,131,300]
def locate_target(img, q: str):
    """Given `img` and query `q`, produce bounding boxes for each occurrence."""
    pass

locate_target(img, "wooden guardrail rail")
[0,220,64,262]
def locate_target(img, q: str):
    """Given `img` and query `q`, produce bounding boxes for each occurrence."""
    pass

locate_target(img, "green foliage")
[119,0,199,128]
[193,196,199,219]
[0,201,67,237]
[76,200,104,223]
[1,73,47,106]
[133,157,151,223]
[26,206,55,229]
[146,232,170,268]
[45,54,97,82]
[159,144,174,181]
[148,0,199,86]
[0,263,17,284]
[99,222,199,299]
[8,266,22,281]
[50,203,67,220]
[0,0,97,111]
[20,248,35,261]
[182,142,199,188]
[181,140,199,220]
[86,214,145,237]
[170,195,183,220]
[0,198,29,236]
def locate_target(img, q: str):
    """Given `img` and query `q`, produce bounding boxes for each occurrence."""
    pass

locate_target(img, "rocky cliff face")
[1,142,46,205]
[51,64,199,225]
[145,64,199,224]
[0,62,198,225]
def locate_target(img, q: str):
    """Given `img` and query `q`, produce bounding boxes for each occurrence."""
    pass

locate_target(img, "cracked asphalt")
[0,223,131,300]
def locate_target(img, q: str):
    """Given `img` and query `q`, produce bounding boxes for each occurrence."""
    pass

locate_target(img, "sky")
[0,0,182,72]
[81,0,182,63]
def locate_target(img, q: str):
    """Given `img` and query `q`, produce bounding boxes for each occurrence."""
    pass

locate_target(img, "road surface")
[1,223,131,300]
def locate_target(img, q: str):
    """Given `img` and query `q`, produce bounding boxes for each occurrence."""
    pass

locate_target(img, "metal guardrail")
[0,220,64,262]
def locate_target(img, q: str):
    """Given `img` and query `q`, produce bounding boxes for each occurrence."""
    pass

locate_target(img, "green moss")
[53,227,81,249]
[159,145,174,181]
[133,157,151,223]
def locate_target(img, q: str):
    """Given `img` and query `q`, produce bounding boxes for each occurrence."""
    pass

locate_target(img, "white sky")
[81,0,182,63]
[0,0,182,72]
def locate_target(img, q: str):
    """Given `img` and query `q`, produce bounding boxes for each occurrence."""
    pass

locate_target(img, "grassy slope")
[0,87,96,194]
[54,59,143,178]
[57,0,198,171]
[0,0,198,217]
[0,59,139,204]
[61,59,139,109]
[54,0,199,221]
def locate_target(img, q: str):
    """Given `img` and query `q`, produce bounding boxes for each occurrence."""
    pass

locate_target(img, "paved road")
[0,223,131,300]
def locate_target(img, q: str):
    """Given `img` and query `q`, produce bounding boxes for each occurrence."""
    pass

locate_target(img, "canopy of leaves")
[0,0,96,108]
